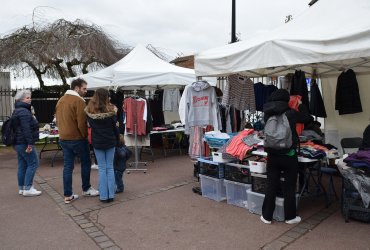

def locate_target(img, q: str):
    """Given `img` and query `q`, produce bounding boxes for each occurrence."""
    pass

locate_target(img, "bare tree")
[0,18,130,88]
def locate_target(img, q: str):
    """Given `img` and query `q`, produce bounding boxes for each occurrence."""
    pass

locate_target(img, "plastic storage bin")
[198,158,225,179]
[224,179,252,208]
[248,160,267,173]
[212,152,234,163]
[199,174,226,202]
[225,163,251,184]
[246,189,299,221]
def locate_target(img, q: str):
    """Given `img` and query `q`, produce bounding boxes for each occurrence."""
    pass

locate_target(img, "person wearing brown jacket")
[55,78,99,204]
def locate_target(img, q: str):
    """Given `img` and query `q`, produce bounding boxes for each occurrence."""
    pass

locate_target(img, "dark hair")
[86,88,115,114]
[71,78,87,90]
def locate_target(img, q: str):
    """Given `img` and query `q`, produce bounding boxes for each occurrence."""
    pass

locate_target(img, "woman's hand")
[25,145,32,153]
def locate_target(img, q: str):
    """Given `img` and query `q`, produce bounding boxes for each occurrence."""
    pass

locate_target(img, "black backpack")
[1,117,16,146]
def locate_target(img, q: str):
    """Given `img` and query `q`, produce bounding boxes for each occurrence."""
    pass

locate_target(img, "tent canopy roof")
[74,44,196,90]
[195,0,370,77]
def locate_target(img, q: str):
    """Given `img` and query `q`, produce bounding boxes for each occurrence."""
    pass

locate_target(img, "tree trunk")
[51,59,67,86]
[23,60,46,89]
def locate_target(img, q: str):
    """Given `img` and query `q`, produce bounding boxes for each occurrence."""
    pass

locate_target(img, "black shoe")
[100,199,109,203]
[108,198,114,203]
[192,186,202,195]
[115,190,123,194]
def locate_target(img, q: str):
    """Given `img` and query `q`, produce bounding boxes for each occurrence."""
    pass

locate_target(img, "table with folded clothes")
[39,130,62,167]
[204,129,341,208]
[337,156,370,222]
[339,152,370,208]
[150,125,186,157]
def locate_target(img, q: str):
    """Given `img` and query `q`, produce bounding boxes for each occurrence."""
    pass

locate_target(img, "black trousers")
[262,154,298,221]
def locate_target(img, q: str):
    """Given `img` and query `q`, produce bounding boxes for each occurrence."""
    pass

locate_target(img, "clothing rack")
[125,90,148,173]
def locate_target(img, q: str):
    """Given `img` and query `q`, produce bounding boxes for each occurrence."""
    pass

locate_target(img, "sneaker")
[64,194,79,204]
[83,187,99,196]
[23,187,42,197]
[285,216,302,224]
[19,190,24,195]
[91,164,99,170]
[260,215,272,224]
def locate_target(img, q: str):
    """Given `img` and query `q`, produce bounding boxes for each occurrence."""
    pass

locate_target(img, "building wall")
[0,72,13,120]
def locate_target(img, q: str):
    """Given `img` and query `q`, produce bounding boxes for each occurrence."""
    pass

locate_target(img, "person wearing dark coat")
[12,89,42,197]
[261,89,311,225]
[85,88,120,203]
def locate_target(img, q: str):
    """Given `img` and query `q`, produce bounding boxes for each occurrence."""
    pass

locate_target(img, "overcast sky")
[0,0,310,87]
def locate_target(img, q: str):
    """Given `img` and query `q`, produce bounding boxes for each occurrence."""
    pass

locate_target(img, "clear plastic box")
[224,179,252,208]
[246,189,298,221]
[199,174,226,202]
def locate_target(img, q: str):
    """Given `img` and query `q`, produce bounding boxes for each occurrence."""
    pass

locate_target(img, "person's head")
[119,134,125,145]
[71,78,88,97]
[86,88,114,113]
[269,89,290,103]
[14,89,32,104]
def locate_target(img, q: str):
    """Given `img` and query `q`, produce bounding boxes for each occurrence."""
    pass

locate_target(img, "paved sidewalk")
[0,147,369,250]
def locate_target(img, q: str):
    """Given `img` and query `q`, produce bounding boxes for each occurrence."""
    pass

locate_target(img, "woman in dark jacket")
[85,88,119,203]
[261,89,311,224]
[12,89,41,197]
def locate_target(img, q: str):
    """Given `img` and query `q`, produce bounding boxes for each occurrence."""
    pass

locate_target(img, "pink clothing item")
[226,129,255,160]
[289,95,304,136]
[123,98,146,135]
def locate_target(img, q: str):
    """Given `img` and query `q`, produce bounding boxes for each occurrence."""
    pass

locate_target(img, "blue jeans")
[59,139,91,197]
[114,169,125,192]
[14,144,39,191]
[94,147,116,200]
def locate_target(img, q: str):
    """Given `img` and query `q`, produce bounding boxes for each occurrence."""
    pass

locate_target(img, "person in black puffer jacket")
[261,89,311,225]
[12,89,42,197]
[85,88,120,203]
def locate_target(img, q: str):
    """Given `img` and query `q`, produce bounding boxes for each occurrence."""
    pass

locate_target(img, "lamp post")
[231,0,237,43]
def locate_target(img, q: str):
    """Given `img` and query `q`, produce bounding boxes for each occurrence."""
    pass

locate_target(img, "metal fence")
[0,87,61,123]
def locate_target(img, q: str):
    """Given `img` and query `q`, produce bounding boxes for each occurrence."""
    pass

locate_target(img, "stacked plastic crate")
[223,162,252,208]
[198,157,227,202]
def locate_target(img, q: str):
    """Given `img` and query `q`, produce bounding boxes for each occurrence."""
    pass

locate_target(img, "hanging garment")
[254,82,265,112]
[123,97,147,136]
[178,85,191,124]
[149,97,165,127]
[189,126,204,159]
[222,74,256,113]
[185,81,218,134]
[163,88,181,112]
[309,79,327,118]
[335,69,362,115]
[290,70,309,111]
[289,95,304,136]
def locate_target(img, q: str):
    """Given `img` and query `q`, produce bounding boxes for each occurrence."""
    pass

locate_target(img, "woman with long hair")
[85,88,119,202]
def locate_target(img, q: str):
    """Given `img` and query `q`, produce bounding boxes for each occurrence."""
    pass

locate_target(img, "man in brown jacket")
[56,78,99,204]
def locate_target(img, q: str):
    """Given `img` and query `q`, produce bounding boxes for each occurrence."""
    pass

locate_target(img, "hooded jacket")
[85,107,119,150]
[263,89,311,154]
[13,101,39,145]
[185,80,217,133]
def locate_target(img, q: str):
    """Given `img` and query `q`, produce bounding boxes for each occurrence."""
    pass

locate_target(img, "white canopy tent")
[73,44,196,90]
[195,0,370,78]
[194,0,370,148]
